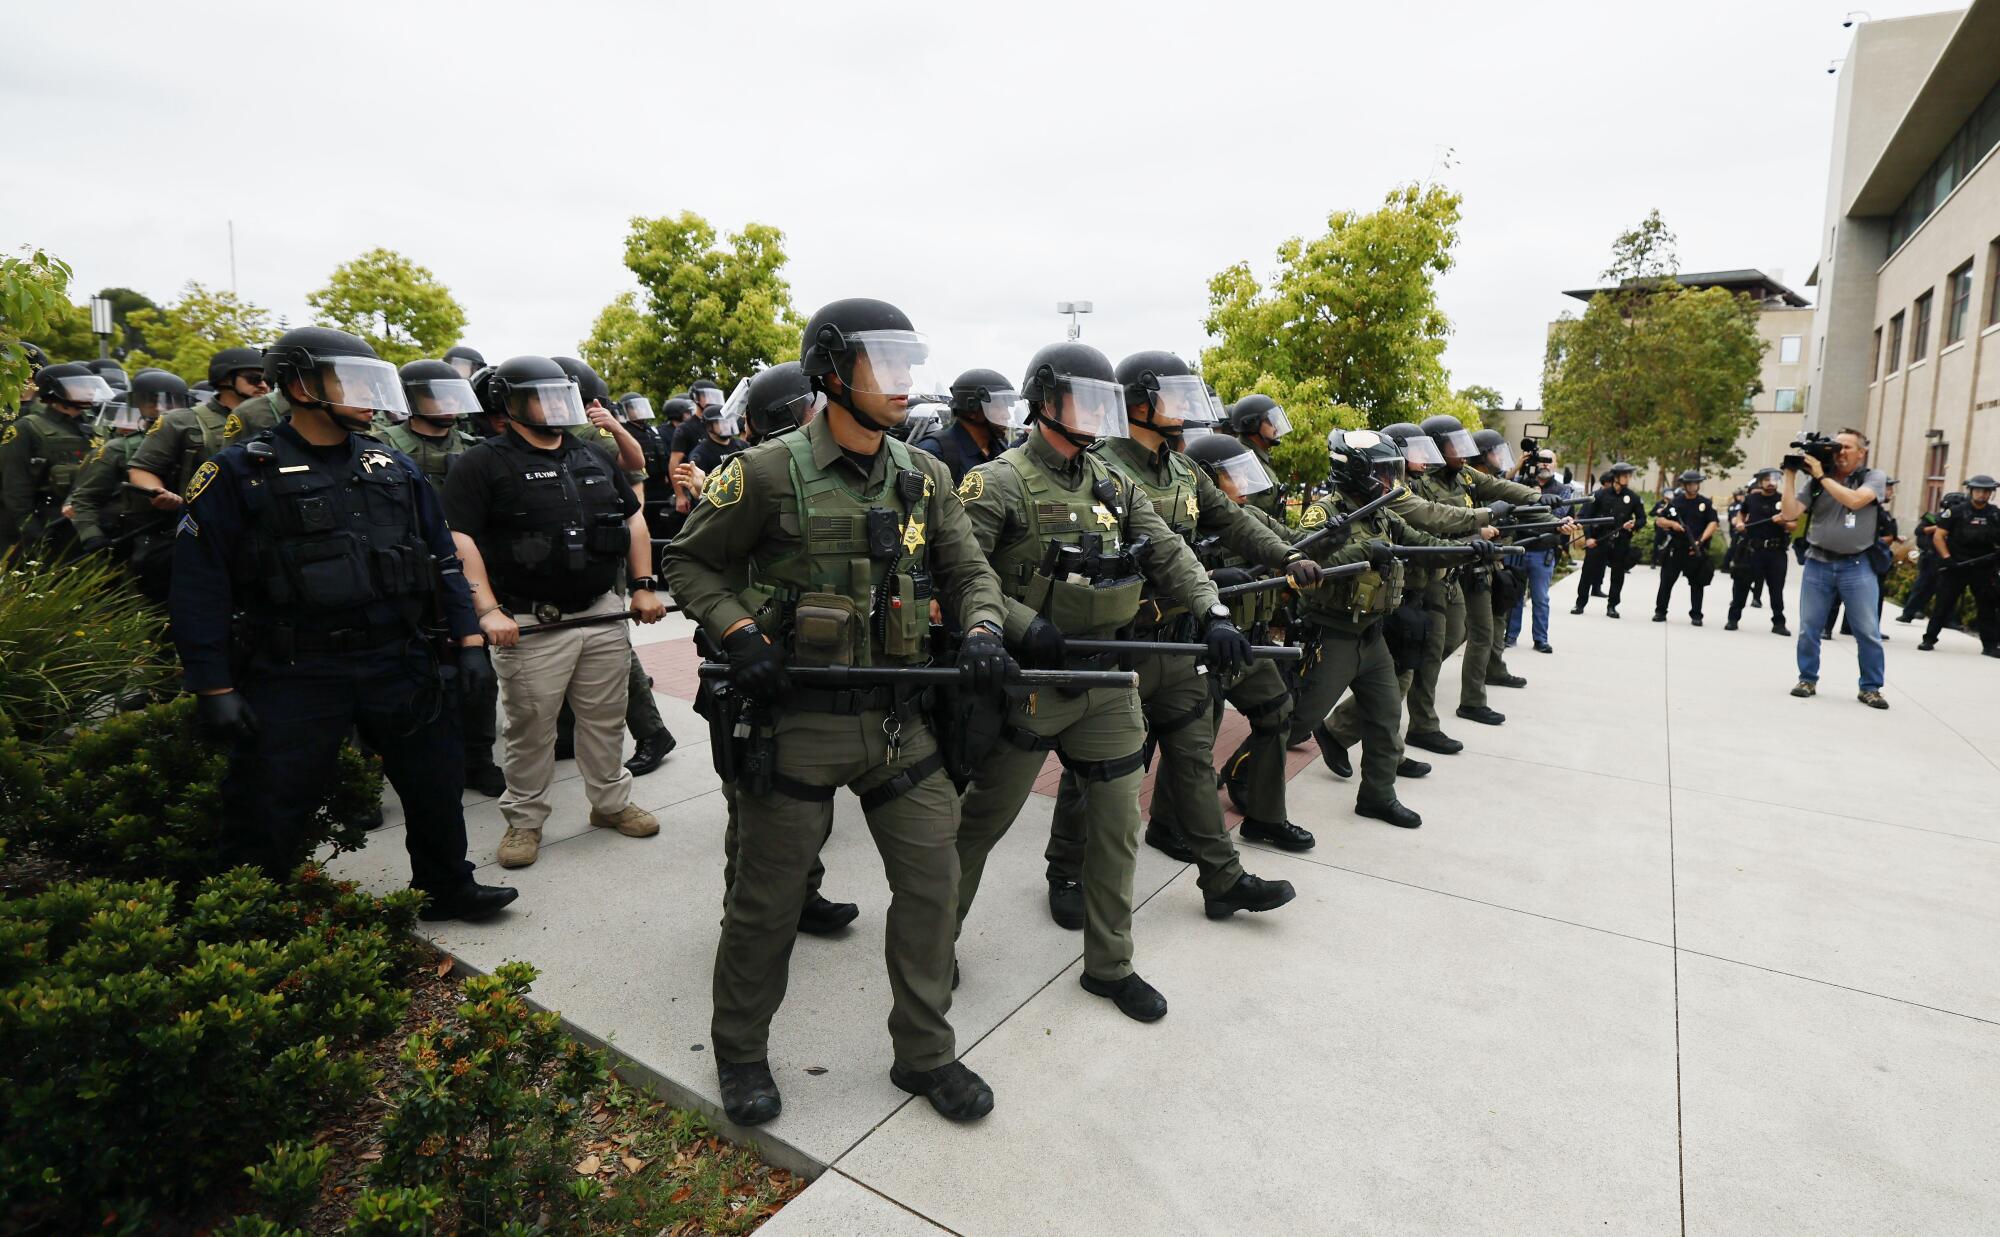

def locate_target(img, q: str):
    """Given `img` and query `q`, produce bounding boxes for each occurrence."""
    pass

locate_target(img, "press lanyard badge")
[1844,511,1856,529]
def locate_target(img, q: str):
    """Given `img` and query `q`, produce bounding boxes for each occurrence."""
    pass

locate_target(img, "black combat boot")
[624,729,676,776]
[1355,797,1422,828]
[797,893,859,936]
[1203,873,1297,919]
[891,1060,994,1121]
[1313,725,1352,777]
[1079,972,1168,1022]
[1240,819,1315,851]
[1047,879,1085,930]
[718,1060,781,1126]
[1143,819,1197,863]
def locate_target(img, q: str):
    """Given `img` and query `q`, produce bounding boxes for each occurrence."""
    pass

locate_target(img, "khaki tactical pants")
[493,590,634,834]
[713,709,959,1072]
[956,684,1145,982]
[1289,624,1404,804]
[1047,653,1244,896]
[1217,658,1296,824]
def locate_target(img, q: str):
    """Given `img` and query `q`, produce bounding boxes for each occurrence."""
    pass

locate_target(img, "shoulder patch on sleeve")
[185,460,220,503]
[705,456,745,508]
[1300,503,1328,529]
[223,413,243,438]
[956,469,986,503]
[146,415,166,435]
[1,426,15,446]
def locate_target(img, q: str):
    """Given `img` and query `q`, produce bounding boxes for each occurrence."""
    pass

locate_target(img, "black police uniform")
[169,423,483,896]
[1924,498,2000,652]
[913,419,1003,485]
[670,416,707,463]
[1653,492,1717,621]
[1898,510,1947,623]
[629,418,674,545]
[1574,484,1644,611]
[687,431,746,476]
[1727,489,1789,627]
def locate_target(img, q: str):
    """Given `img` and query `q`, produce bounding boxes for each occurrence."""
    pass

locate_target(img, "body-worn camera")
[1783,432,1840,473]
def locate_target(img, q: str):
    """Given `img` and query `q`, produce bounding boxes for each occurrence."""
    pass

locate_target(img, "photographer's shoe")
[718,1059,780,1126]
[1405,729,1462,755]
[1313,725,1352,778]
[1919,637,1937,651]
[1789,680,1816,698]
[1204,873,1296,919]
[891,1060,994,1122]
[1858,690,1889,710]
[1455,705,1505,726]
[1534,642,1553,654]
[1895,613,1915,624]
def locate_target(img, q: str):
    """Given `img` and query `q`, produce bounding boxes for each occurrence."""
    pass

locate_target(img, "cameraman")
[1782,429,1889,708]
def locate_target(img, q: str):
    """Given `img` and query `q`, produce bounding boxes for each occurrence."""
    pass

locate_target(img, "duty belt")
[785,681,932,715]
[498,592,600,624]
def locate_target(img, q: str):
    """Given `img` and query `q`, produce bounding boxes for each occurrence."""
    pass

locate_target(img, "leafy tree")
[2,248,75,408]
[1455,383,1506,431]
[581,212,805,408]
[1201,182,1465,433]
[306,248,467,366]
[122,282,276,384]
[1543,213,1764,478]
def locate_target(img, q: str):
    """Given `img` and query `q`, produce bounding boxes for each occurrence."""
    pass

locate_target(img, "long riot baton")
[517,605,682,637]
[696,662,1138,690]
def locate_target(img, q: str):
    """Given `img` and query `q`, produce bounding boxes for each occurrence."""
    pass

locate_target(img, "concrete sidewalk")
[328,571,2000,1235]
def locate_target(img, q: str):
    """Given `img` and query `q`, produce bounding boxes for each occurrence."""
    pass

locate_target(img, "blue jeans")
[1797,555,1885,692]
[1506,549,1556,646]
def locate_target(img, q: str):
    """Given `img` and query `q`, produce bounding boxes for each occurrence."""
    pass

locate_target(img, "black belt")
[786,683,930,715]
[498,593,600,624]
[289,624,415,654]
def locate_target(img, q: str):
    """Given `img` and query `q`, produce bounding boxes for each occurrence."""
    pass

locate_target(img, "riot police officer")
[1573,462,1642,616]
[1225,394,1290,520]
[665,297,1015,1128]
[739,362,820,443]
[669,379,725,483]
[128,346,269,510]
[551,356,646,475]
[1920,474,2000,655]
[1725,468,1794,634]
[914,368,1014,483]
[955,340,1251,1025]
[1,361,111,550]
[167,325,515,922]
[83,359,130,394]
[614,390,674,542]
[69,369,192,573]
[443,344,486,379]
[1653,470,1718,624]
[1041,350,1311,922]
[686,391,748,474]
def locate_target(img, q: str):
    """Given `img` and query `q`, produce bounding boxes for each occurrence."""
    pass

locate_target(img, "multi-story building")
[1809,2,2000,517]
[1550,269,1814,496]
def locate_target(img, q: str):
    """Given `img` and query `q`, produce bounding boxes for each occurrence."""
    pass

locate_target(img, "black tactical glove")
[1203,615,1253,675]
[1283,556,1323,586]
[456,645,495,703]
[1538,491,1567,508]
[958,625,1018,695]
[1486,500,1514,519]
[1467,537,1500,564]
[78,535,112,555]
[1366,541,1396,572]
[1208,566,1255,590]
[723,624,789,702]
[196,691,259,741]
[1019,616,1067,669]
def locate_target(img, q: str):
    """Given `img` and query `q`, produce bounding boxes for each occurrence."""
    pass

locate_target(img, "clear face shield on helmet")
[836,330,934,411]
[902,404,943,442]
[1262,405,1292,438]
[504,378,587,428]
[618,395,654,423]
[957,385,1020,430]
[95,401,151,433]
[1034,375,1129,440]
[47,373,117,409]
[1397,433,1443,470]
[1210,451,1273,497]
[1434,427,1478,465]
[404,376,481,420]
[1485,442,1517,474]
[692,386,725,413]
[712,379,749,438]
[1146,375,1217,429]
[447,356,476,379]
[298,355,409,418]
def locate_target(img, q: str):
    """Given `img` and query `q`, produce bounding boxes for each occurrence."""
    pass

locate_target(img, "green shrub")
[370,961,610,1234]
[0,867,420,1225]
[0,551,176,749]
[1,696,381,886]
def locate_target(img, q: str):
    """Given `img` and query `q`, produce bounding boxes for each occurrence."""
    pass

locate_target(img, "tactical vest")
[16,411,94,501]
[988,447,1144,637]
[233,433,433,633]
[100,434,151,532]
[1099,445,1204,635]
[1245,442,1285,519]
[1948,505,2000,555]
[483,435,631,609]
[174,402,231,492]
[633,423,672,502]
[1296,498,1406,626]
[376,422,466,492]
[740,434,932,667]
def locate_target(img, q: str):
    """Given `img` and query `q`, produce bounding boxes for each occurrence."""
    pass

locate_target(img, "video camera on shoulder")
[1783,431,1840,473]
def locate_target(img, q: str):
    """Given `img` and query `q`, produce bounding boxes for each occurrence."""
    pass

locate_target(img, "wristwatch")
[1207,603,1231,622]
[630,576,659,593]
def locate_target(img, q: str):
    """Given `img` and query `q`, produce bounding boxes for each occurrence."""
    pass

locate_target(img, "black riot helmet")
[490,355,587,430]
[1020,340,1125,446]
[100,369,190,432]
[1327,426,1404,499]
[262,325,408,432]
[83,358,130,392]
[615,392,655,423]
[551,356,610,409]
[1419,413,1477,467]
[1470,427,1515,475]
[1185,430,1273,501]
[13,341,50,371]
[1115,350,1214,440]
[799,297,931,433]
[744,361,820,441]
[443,345,486,379]
[206,345,266,389]
[1230,393,1290,440]
[398,359,481,423]
[660,395,696,425]
[1383,421,1441,472]
[688,379,725,414]
[33,361,116,411]
[948,367,1017,429]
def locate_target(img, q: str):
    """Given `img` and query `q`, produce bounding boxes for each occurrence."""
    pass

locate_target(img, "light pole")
[1056,300,1093,340]
[89,295,114,359]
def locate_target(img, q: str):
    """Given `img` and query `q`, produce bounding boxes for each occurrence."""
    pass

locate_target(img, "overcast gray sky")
[2,0,1952,404]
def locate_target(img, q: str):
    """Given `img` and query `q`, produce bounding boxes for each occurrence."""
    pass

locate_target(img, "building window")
[1989,241,2000,328]
[1886,313,1904,373]
[1870,328,1882,380]
[1779,335,1802,364]
[1887,77,2000,251]
[1945,261,1974,345]
[1911,291,1933,362]
[1774,388,1798,413]
[1925,441,1950,515]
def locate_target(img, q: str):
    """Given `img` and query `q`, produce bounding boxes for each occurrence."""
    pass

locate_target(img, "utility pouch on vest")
[1385,602,1429,674]
[559,526,589,571]
[28,457,50,483]
[50,461,79,490]
[587,511,629,557]
[284,535,377,608]
[792,591,858,666]
[877,573,930,658]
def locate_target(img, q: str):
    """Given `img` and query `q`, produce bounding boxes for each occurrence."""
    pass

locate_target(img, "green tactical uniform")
[1043,435,1298,895]
[1411,465,1537,724]
[566,422,648,485]
[663,413,1006,1074]
[66,432,150,544]
[1215,501,1308,824]
[128,397,232,495]
[952,430,1221,984]
[1284,492,1456,802]
[1243,437,1286,521]
[0,407,95,545]
[1322,485,1490,751]
[219,389,285,445]
[371,420,476,490]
